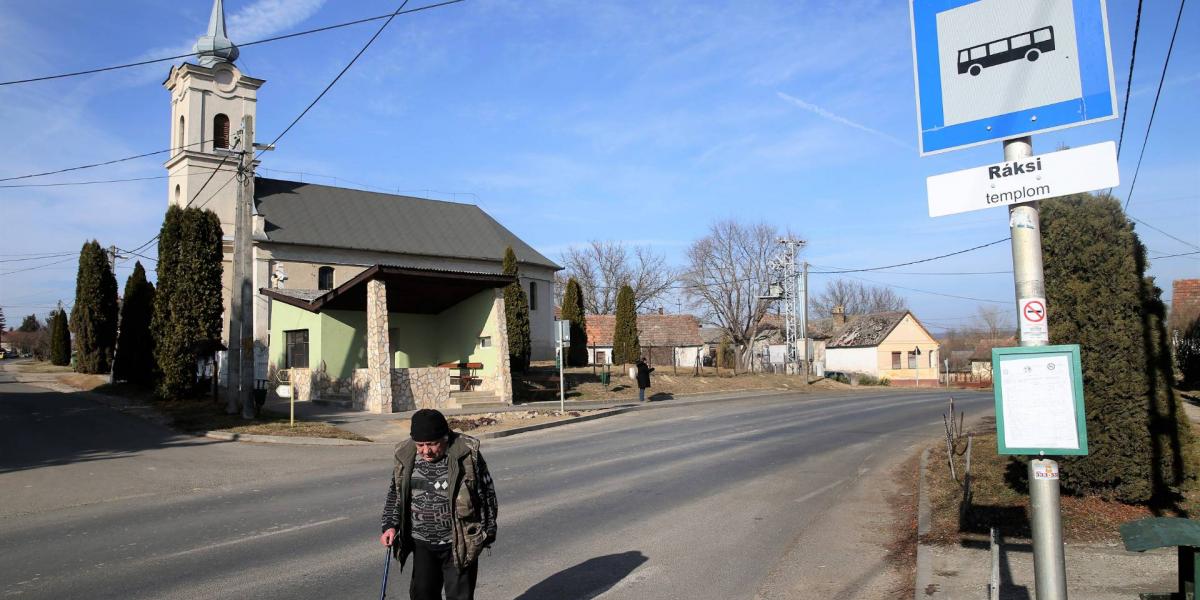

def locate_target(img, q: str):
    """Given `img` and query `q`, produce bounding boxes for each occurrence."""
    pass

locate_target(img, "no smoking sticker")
[1019,297,1049,344]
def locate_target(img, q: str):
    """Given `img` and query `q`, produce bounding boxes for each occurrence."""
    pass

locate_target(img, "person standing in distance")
[635,356,655,402]
[380,409,498,600]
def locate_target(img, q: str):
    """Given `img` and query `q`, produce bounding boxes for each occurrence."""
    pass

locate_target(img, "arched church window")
[213,114,230,149]
[177,116,185,152]
[175,185,181,204]
[318,266,334,291]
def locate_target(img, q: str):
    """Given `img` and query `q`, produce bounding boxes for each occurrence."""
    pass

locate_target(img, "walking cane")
[379,544,392,599]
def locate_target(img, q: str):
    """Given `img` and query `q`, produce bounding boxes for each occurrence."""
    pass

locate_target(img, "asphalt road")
[0,381,992,599]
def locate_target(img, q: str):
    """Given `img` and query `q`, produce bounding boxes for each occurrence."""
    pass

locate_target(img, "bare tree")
[811,278,907,319]
[975,305,1013,341]
[559,241,675,314]
[679,220,780,367]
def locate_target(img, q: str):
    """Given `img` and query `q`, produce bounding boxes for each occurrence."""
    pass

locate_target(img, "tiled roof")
[254,177,560,270]
[757,314,834,339]
[826,312,908,348]
[585,314,704,347]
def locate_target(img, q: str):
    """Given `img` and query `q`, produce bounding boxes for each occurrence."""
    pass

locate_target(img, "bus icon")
[958,26,1056,76]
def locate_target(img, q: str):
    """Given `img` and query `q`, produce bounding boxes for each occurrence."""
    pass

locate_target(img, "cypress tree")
[50,306,71,366]
[502,247,531,372]
[612,284,640,365]
[1042,193,1196,503]
[153,206,225,398]
[70,241,119,373]
[114,262,157,385]
[562,278,589,367]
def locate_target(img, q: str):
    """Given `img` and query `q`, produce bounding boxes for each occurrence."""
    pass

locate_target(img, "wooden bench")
[1120,517,1200,599]
[439,362,484,391]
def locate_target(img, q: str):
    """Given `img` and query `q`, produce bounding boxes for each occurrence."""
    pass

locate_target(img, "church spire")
[193,0,240,68]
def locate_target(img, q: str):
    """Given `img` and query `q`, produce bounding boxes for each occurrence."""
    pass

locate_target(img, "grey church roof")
[254,177,560,270]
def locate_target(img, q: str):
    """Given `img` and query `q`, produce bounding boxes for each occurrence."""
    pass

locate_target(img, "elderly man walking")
[380,409,498,600]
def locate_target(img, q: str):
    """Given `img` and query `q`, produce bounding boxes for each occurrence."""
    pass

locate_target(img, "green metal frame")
[992,344,1088,456]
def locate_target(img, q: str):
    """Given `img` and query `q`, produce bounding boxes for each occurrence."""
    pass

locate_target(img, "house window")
[529,281,538,310]
[891,352,901,369]
[318,266,334,290]
[284,330,309,369]
[595,350,609,364]
[907,352,918,369]
[213,114,230,149]
[479,337,492,348]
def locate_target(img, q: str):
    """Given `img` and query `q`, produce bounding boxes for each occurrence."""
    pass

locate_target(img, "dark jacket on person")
[381,432,498,571]
[636,360,654,389]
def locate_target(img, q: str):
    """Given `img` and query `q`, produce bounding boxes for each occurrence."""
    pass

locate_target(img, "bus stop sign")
[909,0,1117,155]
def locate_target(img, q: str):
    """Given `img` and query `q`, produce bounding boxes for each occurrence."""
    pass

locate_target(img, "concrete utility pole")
[1007,135,1067,599]
[800,260,810,383]
[107,245,123,385]
[226,118,256,419]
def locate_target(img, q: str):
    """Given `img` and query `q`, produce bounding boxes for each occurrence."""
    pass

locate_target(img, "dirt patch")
[388,410,603,437]
[8,360,74,374]
[516,364,855,403]
[59,373,109,390]
[885,450,923,598]
[923,425,1179,546]
[219,421,370,441]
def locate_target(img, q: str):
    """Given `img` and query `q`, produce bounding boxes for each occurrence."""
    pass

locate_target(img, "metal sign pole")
[1006,136,1067,599]
[558,344,565,414]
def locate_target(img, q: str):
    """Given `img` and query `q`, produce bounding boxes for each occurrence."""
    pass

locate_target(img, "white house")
[584,313,705,367]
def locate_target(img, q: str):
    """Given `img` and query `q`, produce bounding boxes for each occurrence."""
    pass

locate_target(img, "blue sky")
[1,0,1196,334]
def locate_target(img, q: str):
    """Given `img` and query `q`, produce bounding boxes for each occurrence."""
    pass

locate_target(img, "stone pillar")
[366,279,394,413]
[492,288,513,404]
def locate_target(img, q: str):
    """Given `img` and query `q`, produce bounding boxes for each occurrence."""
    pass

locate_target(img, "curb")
[472,406,640,440]
[203,430,373,446]
[915,447,932,600]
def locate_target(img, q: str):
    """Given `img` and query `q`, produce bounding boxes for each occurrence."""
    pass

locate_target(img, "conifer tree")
[153,206,224,397]
[612,284,640,365]
[114,262,157,385]
[502,247,532,372]
[50,306,71,366]
[71,241,119,373]
[1042,193,1196,502]
[561,278,589,366]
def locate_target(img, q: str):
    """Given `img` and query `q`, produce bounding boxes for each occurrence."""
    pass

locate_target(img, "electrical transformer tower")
[770,238,806,376]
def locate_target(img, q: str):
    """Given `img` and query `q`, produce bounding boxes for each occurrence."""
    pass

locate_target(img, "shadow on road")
[513,551,648,600]
[0,386,212,474]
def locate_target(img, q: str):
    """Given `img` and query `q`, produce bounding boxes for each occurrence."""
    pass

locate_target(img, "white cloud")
[777,91,912,149]
[227,0,328,42]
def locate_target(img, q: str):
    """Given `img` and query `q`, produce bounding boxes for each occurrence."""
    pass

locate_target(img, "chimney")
[832,305,846,327]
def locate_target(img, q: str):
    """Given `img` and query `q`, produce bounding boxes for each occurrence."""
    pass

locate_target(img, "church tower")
[163,0,264,233]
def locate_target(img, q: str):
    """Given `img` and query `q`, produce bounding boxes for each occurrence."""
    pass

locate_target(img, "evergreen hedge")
[152,206,224,398]
[502,247,531,373]
[70,240,119,373]
[114,262,157,385]
[50,307,71,366]
[1042,193,1196,503]
[562,278,589,367]
[612,284,640,365]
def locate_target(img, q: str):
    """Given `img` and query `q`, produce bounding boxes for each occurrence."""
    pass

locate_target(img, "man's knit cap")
[410,409,450,442]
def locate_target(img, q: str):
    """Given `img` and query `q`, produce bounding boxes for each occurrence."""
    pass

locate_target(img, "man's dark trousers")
[409,539,478,600]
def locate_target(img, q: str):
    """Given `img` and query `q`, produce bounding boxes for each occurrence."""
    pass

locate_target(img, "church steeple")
[193,0,239,67]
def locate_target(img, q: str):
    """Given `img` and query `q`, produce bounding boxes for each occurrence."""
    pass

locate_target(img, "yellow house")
[824,310,940,387]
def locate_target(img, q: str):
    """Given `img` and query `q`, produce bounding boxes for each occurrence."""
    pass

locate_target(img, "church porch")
[262,265,514,413]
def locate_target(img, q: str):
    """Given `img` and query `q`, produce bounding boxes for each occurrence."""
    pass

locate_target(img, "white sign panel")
[999,354,1079,450]
[926,141,1118,217]
[911,0,1117,154]
[1018,297,1050,344]
[555,320,570,345]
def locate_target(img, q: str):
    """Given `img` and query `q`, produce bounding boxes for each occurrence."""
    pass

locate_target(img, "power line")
[1124,0,1187,211]
[0,175,167,189]
[1129,214,1200,251]
[0,256,77,276]
[0,139,210,183]
[0,0,467,87]
[0,252,75,263]
[1150,250,1200,260]
[825,272,1010,305]
[808,238,1010,274]
[1115,0,1144,159]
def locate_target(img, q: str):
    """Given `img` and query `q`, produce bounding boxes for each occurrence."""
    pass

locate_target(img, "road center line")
[159,516,349,559]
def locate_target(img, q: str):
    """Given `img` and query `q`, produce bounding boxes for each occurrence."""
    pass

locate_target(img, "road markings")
[794,479,846,504]
[159,516,349,559]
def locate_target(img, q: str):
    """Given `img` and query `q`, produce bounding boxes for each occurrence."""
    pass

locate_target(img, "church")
[164,0,559,412]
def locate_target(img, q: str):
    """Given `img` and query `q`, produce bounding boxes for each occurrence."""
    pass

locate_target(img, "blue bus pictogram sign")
[910,0,1118,155]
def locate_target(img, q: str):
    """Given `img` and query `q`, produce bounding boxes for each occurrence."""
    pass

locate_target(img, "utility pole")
[800,260,810,384]
[107,245,123,385]
[770,239,807,377]
[226,118,256,419]
[1007,135,1066,600]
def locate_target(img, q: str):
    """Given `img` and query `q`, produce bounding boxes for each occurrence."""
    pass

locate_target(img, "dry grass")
[884,451,923,599]
[59,373,109,390]
[924,423,1166,545]
[9,360,73,373]
[516,364,853,403]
